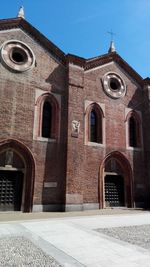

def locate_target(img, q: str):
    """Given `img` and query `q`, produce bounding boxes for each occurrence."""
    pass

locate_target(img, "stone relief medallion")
[71,120,80,137]
[1,40,35,72]
[102,72,126,99]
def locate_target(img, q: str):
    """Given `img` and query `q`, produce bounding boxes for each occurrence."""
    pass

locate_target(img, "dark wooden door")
[0,171,23,211]
[105,175,125,207]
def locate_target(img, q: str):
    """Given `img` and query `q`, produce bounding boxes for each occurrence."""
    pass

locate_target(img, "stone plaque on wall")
[44,182,57,188]
[71,120,80,137]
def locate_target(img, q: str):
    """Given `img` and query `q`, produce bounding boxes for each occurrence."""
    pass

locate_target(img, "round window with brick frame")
[102,72,126,99]
[1,40,35,72]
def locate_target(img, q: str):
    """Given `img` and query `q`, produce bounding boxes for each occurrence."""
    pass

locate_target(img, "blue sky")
[0,0,150,78]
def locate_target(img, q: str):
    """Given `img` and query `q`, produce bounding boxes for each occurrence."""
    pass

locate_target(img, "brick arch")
[36,93,59,139]
[99,151,133,208]
[0,139,35,212]
[85,102,105,118]
[125,110,141,123]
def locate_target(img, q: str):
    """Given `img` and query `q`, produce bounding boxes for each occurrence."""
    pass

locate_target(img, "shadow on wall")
[140,82,150,207]
[42,65,68,212]
[127,83,148,208]
[45,65,66,91]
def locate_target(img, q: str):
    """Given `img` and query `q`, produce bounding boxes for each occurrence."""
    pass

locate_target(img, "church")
[0,7,149,212]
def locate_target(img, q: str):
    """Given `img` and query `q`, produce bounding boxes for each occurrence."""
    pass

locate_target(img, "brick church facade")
[0,11,150,212]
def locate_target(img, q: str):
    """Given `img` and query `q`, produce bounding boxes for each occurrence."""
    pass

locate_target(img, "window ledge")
[86,141,104,147]
[34,137,56,143]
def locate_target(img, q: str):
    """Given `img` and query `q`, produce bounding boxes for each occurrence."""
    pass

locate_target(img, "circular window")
[102,73,126,99]
[1,40,35,72]
[10,48,28,64]
[109,78,120,91]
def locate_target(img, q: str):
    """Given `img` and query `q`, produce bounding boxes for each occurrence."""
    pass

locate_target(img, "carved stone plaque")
[71,120,80,137]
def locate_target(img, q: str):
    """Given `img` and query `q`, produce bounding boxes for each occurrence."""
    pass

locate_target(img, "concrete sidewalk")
[1,210,150,266]
[0,207,148,222]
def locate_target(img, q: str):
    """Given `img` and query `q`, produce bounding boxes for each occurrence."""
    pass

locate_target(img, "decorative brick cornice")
[0,18,66,65]
[66,54,85,68]
[112,53,143,86]
[143,77,150,86]
[85,52,143,86]
[66,51,143,86]
[85,52,114,70]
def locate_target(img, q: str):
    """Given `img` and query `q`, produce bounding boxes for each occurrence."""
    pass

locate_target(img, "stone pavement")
[0,207,145,222]
[1,209,150,266]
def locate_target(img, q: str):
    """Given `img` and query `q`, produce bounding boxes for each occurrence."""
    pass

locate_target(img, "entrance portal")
[100,151,133,208]
[0,139,35,212]
[0,170,23,211]
[105,175,125,207]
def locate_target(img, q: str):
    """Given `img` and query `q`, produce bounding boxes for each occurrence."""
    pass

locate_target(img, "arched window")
[34,93,59,140]
[89,105,102,143]
[42,101,52,138]
[90,110,97,142]
[127,111,142,148]
[129,116,137,147]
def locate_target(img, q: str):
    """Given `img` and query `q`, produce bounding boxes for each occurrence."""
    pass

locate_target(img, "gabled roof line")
[0,18,66,65]
[66,52,143,85]
[85,52,143,85]
[113,53,143,84]
[0,17,144,84]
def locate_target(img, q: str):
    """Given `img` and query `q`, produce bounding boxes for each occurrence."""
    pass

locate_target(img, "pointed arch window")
[42,101,52,138]
[129,116,137,147]
[127,112,141,148]
[34,93,59,141]
[89,106,102,143]
[90,110,98,142]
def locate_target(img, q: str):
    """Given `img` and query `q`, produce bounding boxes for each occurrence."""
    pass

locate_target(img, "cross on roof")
[107,29,116,41]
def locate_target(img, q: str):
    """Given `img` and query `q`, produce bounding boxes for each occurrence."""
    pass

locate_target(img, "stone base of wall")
[33,202,147,212]
[32,203,99,212]
[65,203,99,212]
[32,204,64,212]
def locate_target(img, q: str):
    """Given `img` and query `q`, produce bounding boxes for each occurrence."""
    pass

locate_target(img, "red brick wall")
[0,26,148,210]
[66,61,146,207]
[0,29,68,209]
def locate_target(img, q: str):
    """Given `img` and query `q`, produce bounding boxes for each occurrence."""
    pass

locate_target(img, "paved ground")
[1,209,150,266]
[0,207,146,222]
[0,236,62,267]
[97,224,150,250]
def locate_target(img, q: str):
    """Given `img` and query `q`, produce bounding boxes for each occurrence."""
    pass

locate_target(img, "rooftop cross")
[107,30,116,53]
[107,29,116,41]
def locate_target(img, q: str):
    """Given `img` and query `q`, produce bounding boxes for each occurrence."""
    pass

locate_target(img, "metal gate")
[105,175,125,207]
[0,171,23,211]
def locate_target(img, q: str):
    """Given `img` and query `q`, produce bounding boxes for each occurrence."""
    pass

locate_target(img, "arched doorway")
[99,151,133,208]
[0,139,35,212]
